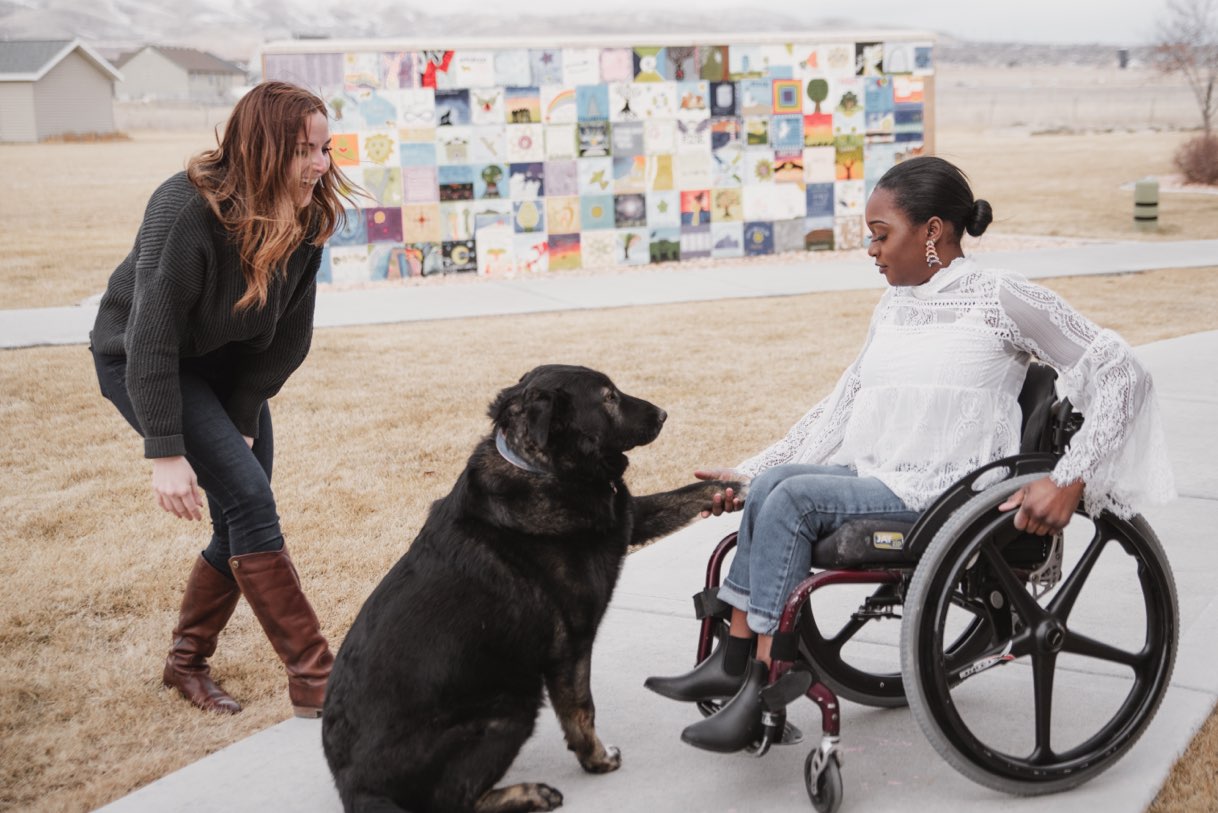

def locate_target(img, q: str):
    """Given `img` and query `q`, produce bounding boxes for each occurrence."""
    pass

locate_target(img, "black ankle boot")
[679,659,767,753]
[644,636,750,702]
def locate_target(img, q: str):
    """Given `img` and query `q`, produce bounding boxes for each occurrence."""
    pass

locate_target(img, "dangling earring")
[925,239,942,267]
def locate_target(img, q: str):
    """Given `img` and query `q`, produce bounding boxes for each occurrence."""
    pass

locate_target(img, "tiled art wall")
[261,39,933,283]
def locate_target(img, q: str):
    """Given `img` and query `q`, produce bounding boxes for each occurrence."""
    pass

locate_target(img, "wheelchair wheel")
[804,750,843,812]
[901,473,1178,795]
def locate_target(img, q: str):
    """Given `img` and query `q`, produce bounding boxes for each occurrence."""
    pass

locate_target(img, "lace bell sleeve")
[736,293,886,478]
[997,274,1175,518]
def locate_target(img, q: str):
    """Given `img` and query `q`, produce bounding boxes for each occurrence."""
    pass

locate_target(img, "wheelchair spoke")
[979,541,1044,624]
[1047,525,1110,622]
[826,615,869,652]
[1030,652,1058,764]
[944,630,1031,682]
[1062,630,1143,669]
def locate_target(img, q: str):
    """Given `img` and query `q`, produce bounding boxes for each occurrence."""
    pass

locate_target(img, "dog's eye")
[605,390,619,404]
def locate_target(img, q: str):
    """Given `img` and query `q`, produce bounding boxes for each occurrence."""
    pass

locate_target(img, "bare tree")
[1154,0,1218,135]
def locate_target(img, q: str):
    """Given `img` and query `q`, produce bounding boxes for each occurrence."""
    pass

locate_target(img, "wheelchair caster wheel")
[804,748,843,813]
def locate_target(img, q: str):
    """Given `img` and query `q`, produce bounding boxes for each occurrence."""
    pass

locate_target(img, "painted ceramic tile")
[773,150,803,183]
[831,77,865,134]
[664,46,696,82]
[865,76,895,136]
[401,165,440,203]
[364,207,404,243]
[893,106,923,142]
[773,217,805,253]
[835,132,864,181]
[344,52,380,90]
[882,42,917,75]
[562,49,601,85]
[435,89,472,126]
[435,126,473,164]
[633,47,667,82]
[750,183,805,220]
[379,52,418,90]
[441,201,478,240]
[834,180,865,216]
[741,186,772,220]
[743,221,773,255]
[893,76,925,105]
[744,147,774,184]
[401,203,441,243]
[371,244,418,281]
[330,133,360,167]
[263,52,343,90]
[675,118,711,152]
[399,142,437,166]
[712,143,743,187]
[611,121,644,156]
[545,160,579,196]
[580,230,618,267]
[803,112,834,147]
[614,193,647,227]
[744,116,769,146]
[600,49,634,82]
[360,129,399,166]
[647,154,676,191]
[328,244,371,285]
[608,82,642,122]
[760,44,797,78]
[834,215,864,249]
[649,227,680,263]
[729,46,764,80]
[647,190,681,227]
[680,225,712,259]
[913,44,934,76]
[576,84,610,121]
[698,46,729,81]
[801,76,832,116]
[544,124,578,160]
[476,223,516,276]
[710,222,744,257]
[530,49,563,85]
[577,122,612,158]
[505,87,541,123]
[855,42,884,77]
[615,228,650,265]
[472,200,513,230]
[865,142,898,185]
[805,182,834,218]
[613,156,647,194]
[441,239,477,272]
[709,81,737,116]
[473,163,509,199]
[578,157,613,195]
[674,151,713,189]
[546,197,581,233]
[507,124,546,162]
[804,215,835,251]
[711,116,741,148]
[514,234,549,273]
[548,232,581,270]
[772,78,803,114]
[740,79,772,117]
[469,87,505,125]
[328,89,397,129]
[680,189,711,226]
[450,51,496,88]
[330,208,368,246]
[541,85,578,124]
[419,51,455,88]
[771,115,803,150]
[579,195,616,229]
[398,88,437,128]
[402,242,444,276]
[676,81,711,120]
[637,83,678,119]
[821,43,856,76]
[509,162,545,198]
[513,199,546,233]
[494,50,532,86]
[644,119,676,154]
[362,167,403,206]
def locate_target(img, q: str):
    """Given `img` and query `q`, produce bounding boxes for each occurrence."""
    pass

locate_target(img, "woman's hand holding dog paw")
[695,468,750,517]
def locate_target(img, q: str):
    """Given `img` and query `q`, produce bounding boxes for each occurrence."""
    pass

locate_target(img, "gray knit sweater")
[91,171,322,459]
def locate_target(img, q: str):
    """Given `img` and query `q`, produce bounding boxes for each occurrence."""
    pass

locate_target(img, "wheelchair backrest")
[1018,363,1061,455]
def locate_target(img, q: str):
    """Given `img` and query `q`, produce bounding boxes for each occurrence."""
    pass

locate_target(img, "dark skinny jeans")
[92,347,284,580]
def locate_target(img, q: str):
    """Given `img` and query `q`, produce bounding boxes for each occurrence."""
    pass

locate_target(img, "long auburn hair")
[187,81,355,312]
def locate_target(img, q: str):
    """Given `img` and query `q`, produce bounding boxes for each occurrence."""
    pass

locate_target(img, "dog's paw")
[580,744,622,774]
[534,784,564,810]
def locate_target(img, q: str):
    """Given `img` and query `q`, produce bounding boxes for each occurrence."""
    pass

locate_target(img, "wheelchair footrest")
[761,667,814,713]
[693,587,733,621]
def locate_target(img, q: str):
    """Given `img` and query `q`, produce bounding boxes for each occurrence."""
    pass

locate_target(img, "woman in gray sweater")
[91,81,355,718]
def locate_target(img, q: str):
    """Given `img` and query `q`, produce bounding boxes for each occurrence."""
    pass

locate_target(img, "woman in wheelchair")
[645,156,1175,754]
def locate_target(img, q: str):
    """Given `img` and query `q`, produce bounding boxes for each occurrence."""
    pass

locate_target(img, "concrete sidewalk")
[2,238,1216,348]
[93,330,1218,813]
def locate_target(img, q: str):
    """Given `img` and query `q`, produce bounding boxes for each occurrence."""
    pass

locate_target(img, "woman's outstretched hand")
[998,476,1085,536]
[151,456,204,521]
[695,468,750,518]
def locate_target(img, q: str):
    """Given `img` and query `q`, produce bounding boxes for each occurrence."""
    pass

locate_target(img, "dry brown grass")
[2,122,1218,813]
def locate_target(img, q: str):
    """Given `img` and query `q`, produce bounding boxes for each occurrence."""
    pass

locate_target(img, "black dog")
[322,365,741,813]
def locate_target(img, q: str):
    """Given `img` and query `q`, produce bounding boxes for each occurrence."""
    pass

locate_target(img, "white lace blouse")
[737,256,1176,518]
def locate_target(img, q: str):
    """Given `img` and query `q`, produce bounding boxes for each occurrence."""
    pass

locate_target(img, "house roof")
[0,38,123,82]
[116,45,244,75]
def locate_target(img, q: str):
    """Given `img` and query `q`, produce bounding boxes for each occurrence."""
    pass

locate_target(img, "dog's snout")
[657,408,667,425]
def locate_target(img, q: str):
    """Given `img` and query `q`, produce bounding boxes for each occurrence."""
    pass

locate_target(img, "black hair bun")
[967,199,993,237]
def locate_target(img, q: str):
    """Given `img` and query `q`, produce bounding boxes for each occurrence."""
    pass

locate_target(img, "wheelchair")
[686,364,1178,812]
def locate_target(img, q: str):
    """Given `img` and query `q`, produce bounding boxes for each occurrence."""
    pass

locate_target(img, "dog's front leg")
[631,480,745,546]
[545,650,621,774]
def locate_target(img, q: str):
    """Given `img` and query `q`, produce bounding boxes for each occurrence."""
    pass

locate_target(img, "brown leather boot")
[230,546,333,718]
[163,554,242,714]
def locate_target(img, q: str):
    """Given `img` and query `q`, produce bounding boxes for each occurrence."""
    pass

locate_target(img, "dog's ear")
[525,389,555,447]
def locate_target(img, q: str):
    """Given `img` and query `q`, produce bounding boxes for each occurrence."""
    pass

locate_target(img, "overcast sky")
[426,0,1175,46]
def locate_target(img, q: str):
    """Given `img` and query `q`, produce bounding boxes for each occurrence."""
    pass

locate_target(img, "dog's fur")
[322,365,741,813]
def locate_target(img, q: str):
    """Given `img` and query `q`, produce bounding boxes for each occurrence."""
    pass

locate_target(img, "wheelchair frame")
[684,366,1178,812]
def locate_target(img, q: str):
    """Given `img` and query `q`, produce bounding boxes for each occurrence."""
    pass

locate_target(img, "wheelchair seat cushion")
[810,518,918,569]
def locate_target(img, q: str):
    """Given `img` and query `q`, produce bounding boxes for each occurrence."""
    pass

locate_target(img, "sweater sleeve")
[997,274,1175,517]
[222,245,321,438]
[124,182,208,458]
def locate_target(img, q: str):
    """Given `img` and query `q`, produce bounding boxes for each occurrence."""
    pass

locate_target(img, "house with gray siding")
[0,39,122,142]
[115,46,245,103]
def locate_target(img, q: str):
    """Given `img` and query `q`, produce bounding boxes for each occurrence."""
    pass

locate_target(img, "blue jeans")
[92,348,285,580]
[718,464,918,636]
